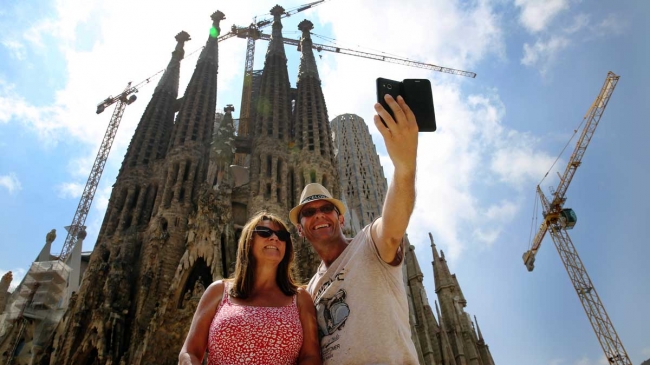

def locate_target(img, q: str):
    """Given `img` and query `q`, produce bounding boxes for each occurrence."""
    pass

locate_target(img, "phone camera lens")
[387,84,392,90]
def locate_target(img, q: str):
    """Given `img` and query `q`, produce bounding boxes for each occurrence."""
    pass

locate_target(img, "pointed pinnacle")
[474,315,484,341]
[429,232,440,260]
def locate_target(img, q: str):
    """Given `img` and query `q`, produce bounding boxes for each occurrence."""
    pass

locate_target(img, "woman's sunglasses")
[300,203,338,218]
[253,226,290,242]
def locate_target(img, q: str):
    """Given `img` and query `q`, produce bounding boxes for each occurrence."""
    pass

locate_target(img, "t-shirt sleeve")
[363,219,406,267]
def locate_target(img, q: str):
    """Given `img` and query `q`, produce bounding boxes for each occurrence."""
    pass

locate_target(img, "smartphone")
[376,77,437,132]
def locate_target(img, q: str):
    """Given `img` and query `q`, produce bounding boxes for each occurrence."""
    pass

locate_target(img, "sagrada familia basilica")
[0,6,495,365]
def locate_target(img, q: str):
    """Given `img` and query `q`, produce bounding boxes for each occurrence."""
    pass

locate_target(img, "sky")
[0,0,649,364]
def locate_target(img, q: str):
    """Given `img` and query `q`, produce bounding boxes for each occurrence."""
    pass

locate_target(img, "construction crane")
[59,0,477,259]
[58,72,163,262]
[521,72,631,365]
[219,4,476,163]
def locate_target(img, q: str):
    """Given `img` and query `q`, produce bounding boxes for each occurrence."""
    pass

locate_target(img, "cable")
[537,116,587,187]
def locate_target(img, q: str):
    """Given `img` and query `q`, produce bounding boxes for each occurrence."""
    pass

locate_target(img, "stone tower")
[292,20,339,200]
[430,235,495,365]
[50,11,225,365]
[330,113,387,234]
[248,5,294,218]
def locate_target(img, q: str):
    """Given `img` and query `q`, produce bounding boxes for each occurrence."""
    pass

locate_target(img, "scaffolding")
[2,261,71,364]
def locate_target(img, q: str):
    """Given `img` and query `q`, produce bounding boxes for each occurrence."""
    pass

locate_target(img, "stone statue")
[193,277,205,298]
[46,229,57,245]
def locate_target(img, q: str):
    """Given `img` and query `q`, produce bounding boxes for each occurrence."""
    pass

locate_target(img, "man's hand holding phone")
[374,94,418,174]
[376,77,436,132]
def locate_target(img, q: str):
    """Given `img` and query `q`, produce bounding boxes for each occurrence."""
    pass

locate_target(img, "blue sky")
[1,0,648,364]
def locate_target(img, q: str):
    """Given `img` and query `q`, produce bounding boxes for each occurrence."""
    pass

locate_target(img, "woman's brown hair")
[229,211,298,299]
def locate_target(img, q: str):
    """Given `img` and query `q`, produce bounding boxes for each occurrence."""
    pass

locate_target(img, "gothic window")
[267,155,272,177]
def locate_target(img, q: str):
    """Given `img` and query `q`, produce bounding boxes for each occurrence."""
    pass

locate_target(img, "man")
[289,94,420,364]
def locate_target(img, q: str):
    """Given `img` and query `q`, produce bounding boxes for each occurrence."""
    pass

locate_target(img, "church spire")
[435,300,459,365]
[267,5,287,59]
[247,5,293,216]
[292,19,339,204]
[120,31,190,170]
[207,105,236,190]
[297,19,319,81]
[167,11,223,150]
[156,31,191,94]
[430,233,454,292]
[475,315,496,365]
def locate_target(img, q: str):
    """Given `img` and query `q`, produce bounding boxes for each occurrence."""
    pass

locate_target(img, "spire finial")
[224,104,235,114]
[429,232,441,260]
[211,10,226,28]
[474,315,485,341]
[173,31,191,59]
[270,5,285,17]
[298,19,314,34]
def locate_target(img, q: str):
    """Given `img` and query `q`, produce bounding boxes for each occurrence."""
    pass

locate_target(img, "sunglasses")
[253,226,290,242]
[300,203,338,218]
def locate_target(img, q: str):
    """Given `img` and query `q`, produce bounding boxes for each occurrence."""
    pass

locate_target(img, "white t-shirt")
[306,223,419,365]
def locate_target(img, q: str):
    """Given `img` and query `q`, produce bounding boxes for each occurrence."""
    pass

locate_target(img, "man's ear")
[296,224,304,237]
[339,213,344,227]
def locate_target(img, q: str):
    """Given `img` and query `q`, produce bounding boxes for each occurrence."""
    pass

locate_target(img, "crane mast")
[523,72,630,364]
[58,82,142,262]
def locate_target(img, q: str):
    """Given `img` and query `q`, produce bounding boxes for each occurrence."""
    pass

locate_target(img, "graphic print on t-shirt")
[314,269,349,360]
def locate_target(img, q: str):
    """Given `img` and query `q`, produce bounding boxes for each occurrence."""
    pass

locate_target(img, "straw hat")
[289,183,347,225]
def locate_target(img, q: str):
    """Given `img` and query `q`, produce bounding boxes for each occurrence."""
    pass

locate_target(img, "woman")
[179,211,321,365]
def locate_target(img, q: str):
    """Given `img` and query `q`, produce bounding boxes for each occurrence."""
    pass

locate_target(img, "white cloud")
[0,172,22,193]
[515,0,570,33]
[56,182,84,199]
[519,8,627,77]
[591,13,628,38]
[564,13,590,34]
[1,40,26,60]
[490,130,558,186]
[521,36,571,77]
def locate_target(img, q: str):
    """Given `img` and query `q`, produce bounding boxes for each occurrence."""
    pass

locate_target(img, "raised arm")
[371,94,418,264]
[297,287,322,365]
[178,280,224,365]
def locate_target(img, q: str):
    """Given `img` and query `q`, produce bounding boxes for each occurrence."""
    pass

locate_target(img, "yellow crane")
[522,72,631,365]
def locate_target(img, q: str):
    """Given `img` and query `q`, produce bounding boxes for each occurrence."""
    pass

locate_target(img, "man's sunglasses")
[300,203,338,218]
[253,226,290,242]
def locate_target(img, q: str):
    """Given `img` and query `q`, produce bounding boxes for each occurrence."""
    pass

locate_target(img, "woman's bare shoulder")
[202,280,227,303]
[296,286,314,307]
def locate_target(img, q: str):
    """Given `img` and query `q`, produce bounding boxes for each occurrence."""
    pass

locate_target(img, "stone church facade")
[0,6,495,365]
